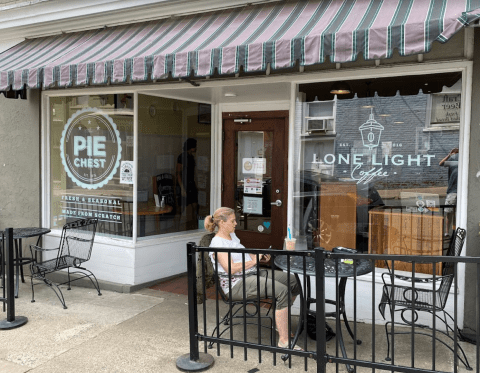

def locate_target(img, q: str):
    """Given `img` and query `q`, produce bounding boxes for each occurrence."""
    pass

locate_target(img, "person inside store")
[205,207,302,350]
[176,138,198,230]
[439,147,459,235]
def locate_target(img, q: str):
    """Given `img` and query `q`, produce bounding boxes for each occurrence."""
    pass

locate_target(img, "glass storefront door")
[222,112,288,250]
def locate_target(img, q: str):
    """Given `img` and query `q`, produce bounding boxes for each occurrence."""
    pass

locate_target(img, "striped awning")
[1,0,480,91]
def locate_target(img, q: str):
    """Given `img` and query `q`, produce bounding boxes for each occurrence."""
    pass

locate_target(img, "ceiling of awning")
[0,0,479,91]
[299,72,463,101]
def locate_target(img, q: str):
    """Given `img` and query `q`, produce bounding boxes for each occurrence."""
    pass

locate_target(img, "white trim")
[41,93,49,227]
[133,91,139,244]
[287,82,297,232]
[137,90,215,105]
[0,38,24,53]
[213,103,222,210]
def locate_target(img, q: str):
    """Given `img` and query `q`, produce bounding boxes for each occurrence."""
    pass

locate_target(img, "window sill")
[423,125,459,132]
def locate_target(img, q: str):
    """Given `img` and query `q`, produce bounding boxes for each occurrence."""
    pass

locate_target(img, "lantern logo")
[359,111,384,150]
[60,108,122,189]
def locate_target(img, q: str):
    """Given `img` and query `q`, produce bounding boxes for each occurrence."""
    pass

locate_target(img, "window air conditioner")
[306,118,328,132]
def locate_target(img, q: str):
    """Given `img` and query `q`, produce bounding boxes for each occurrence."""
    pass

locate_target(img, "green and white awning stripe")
[0,0,479,90]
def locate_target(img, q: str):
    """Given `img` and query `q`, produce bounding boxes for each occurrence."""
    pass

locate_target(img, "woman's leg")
[229,271,298,346]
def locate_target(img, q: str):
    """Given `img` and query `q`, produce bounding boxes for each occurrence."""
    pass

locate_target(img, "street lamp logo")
[60,108,122,189]
[359,110,384,150]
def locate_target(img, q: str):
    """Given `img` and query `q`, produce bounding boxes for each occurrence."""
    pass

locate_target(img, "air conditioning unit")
[306,118,328,132]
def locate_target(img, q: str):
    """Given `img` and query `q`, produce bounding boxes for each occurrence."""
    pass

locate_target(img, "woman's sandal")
[278,340,304,351]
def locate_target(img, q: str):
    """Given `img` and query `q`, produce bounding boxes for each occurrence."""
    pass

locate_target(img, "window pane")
[296,73,460,275]
[50,94,134,238]
[137,95,211,238]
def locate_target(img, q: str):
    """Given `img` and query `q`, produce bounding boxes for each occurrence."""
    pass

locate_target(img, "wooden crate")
[368,207,443,275]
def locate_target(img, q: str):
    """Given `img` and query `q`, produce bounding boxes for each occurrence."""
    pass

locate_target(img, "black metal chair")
[29,218,101,309]
[197,234,274,348]
[378,227,471,369]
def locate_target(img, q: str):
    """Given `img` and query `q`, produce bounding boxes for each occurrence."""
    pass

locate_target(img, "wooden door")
[222,111,288,250]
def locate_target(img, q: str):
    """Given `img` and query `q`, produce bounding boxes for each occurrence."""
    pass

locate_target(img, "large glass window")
[137,94,211,238]
[50,94,134,238]
[50,93,211,240]
[295,73,461,275]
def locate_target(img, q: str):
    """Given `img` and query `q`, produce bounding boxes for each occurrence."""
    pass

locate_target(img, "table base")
[0,315,28,330]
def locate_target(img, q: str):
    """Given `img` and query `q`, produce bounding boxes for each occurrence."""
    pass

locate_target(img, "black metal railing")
[0,228,28,329]
[180,242,480,373]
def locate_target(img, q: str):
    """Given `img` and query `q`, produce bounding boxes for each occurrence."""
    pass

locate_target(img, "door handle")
[271,200,282,207]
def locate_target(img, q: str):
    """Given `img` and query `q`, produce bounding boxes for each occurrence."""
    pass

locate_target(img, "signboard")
[243,196,263,215]
[431,93,461,124]
[244,177,262,194]
[120,161,134,184]
[242,158,266,174]
[60,194,123,224]
[60,108,122,189]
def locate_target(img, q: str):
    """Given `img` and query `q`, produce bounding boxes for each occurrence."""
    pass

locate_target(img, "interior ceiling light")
[394,121,404,124]
[224,92,237,97]
[330,81,351,95]
[379,114,391,117]
[362,105,374,108]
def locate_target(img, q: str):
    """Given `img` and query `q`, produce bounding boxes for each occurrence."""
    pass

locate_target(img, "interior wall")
[0,90,40,236]
[464,28,480,332]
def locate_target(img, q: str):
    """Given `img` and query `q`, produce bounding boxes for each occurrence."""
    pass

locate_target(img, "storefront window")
[50,94,134,238]
[137,94,211,238]
[295,73,461,274]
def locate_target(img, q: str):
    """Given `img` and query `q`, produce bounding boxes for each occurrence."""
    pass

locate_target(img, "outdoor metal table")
[274,250,372,372]
[1,227,51,298]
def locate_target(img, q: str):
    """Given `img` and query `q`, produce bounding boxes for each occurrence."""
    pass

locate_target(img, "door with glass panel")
[222,111,288,250]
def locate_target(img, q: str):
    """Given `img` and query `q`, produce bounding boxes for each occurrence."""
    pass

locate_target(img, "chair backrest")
[196,233,216,303]
[155,173,176,216]
[198,233,232,302]
[58,218,98,264]
[438,227,466,308]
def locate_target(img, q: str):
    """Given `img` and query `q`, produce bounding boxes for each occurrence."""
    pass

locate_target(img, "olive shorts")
[228,269,300,310]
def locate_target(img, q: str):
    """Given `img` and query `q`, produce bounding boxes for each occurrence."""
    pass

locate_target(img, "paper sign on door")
[243,196,263,215]
[242,158,266,174]
[244,178,262,195]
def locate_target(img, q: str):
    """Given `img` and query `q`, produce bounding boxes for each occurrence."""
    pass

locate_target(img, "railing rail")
[178,243,480,373]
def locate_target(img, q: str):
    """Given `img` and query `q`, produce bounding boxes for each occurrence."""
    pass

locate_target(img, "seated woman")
[205,207,302,350]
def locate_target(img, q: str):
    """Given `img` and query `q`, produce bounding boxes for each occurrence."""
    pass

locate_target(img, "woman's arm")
[176,162,186,196]
[215,252,259,275]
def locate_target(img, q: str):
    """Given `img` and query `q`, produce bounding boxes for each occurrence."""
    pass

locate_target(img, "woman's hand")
[259,254,271,263]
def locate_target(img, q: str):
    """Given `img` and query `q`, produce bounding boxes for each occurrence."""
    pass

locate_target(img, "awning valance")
[1,0,479,91]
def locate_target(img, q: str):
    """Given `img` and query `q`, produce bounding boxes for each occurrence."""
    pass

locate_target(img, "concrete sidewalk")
[1,280,476,373]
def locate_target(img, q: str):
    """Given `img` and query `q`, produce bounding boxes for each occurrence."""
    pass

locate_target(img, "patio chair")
[378,227,471,369]
[29,218,101,309]
[196,234,274,348]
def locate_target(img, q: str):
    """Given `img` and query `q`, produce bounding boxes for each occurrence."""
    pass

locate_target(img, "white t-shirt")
[209,233,256,294]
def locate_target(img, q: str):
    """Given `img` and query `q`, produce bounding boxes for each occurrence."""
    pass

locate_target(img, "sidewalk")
[1,280,476,373]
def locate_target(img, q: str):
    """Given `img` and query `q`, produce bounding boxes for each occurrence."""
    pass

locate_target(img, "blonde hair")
[204,207,235,232]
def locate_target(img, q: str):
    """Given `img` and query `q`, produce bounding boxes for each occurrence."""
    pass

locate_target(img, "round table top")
[1,227,51,240]
[274,251,372,278]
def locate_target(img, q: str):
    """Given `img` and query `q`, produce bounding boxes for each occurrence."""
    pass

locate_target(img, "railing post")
[315,247,326,373]
[176,242,214,372]
[0,228,28,330]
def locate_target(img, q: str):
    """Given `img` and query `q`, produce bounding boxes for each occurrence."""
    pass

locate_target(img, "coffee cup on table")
[284,237,296,251]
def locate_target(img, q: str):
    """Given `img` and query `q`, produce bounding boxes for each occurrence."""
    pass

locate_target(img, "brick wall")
[333,94,459,191]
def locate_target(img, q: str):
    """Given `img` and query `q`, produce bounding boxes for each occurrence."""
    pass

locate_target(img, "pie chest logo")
[60,108,122,189]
